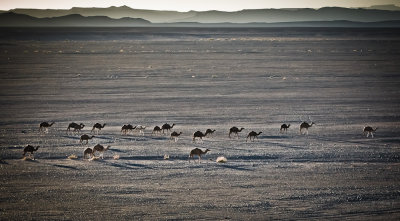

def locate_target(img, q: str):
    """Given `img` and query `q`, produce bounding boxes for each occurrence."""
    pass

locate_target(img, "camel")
[83,148,93,159]
[162,123,175,134]
[205,129,216,137]
[193,130,206,142]
[152,126,162,135]
[93,144,111,159]
[246,131,262,142]
[134,125,146,136]
[80,134,95,145]
[23,145,40,159]
[363,126,378,138]
[170,131,182,142]
[67,122,85,134]
[300,122,315,135]
[189,148,210,163]
[39,122,54,133]
[91,123,106,134]
[229,126,244,138]
[280,124,290,133]
[121,124,135,135]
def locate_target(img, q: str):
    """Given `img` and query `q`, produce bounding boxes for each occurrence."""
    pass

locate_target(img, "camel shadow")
[102,161,153,170]
[7,146,23,150]
[61,135,80,140]
[217,164,253,171]
[260,135,290,139]
[120,155,162,161]
[148,136,169,141]
[233,155,280,161]
[52,164,79,170]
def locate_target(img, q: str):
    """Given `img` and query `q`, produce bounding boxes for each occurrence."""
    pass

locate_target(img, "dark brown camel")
[162,123,175,134]
[121,124,135,135]
[152,126,162,135]
[170,131,183,142]
[91,123,106,134]
[300,122,315,135]
[189,148,210,163]
[80,134,95,145]
[83,148,93,159]
[363,126,378,138]
[39,122,54,133]
[205,129,216,137]
[67,122,85,134]
[93,144,111,159]
[193,130,206,142]
[246,131,262,142]
[229,126,244,138]
[23,145,40,159]
[280,124,290,133]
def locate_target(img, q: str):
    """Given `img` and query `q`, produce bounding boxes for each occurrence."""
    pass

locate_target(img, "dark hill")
[0,12,150,27]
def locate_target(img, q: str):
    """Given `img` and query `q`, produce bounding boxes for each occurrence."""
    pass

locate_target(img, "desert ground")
[0,27,400,220]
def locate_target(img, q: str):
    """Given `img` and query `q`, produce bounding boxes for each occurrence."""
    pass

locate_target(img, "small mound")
[164,154,170,160]
[89,156,100,161]
[68,154,78,160]
[22,156,34,161]
[113,155,120,160]
[216,156,227,163]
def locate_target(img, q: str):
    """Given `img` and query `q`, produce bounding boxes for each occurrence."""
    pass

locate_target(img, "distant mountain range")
[363,4,400,11]
[1,5,400,27]
[0,12,150,27]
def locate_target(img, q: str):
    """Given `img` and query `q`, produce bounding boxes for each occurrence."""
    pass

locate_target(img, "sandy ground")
[0,27,400,220]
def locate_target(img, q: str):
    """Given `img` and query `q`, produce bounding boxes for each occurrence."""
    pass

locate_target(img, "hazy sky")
[1,0,399,11]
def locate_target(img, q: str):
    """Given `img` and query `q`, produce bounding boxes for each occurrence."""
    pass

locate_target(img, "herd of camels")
[24,121,377,161]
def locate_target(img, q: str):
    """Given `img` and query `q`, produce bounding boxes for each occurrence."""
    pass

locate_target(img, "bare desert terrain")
[0,27,400,220]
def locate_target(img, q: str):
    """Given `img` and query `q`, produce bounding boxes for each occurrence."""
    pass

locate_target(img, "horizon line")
[2,4,400,13]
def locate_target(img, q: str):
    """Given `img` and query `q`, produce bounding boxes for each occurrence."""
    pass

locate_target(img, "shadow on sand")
[216,164,254,171]
[52,164,80,170]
